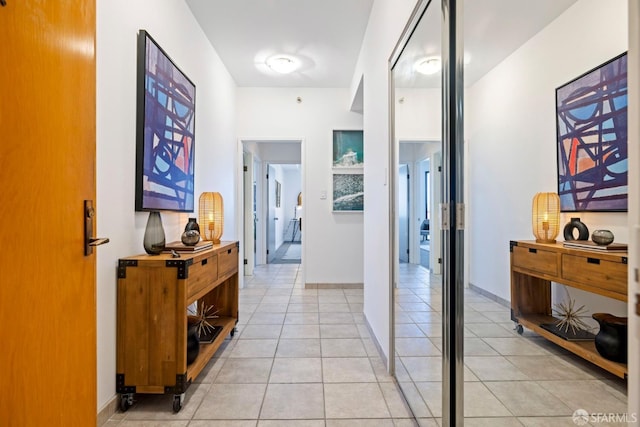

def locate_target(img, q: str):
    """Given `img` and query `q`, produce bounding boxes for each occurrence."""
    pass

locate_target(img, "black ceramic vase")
[181,230,200,246]
[592,313,627,363]
[563,217,589,241]
[143,211,166,255]
[187,324,200,365]
[185,217,200,233]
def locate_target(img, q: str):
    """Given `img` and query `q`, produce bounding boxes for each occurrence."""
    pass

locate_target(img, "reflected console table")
[510,240,627,378]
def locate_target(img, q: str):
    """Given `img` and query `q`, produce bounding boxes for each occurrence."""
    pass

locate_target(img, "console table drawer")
[512,245,558,276]
[187,253,218,300]
[561,254,627,295]
[218,245,238,277]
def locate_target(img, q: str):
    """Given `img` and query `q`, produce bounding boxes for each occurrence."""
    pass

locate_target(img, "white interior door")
[243,151,254,275]
[399,164,410,263]
[430,151,442,275]
[267,164,276,263]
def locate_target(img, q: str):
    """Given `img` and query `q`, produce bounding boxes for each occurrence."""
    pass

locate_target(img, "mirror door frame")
[389,0,465,424]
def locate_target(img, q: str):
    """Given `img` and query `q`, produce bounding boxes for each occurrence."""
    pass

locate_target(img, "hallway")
[106,264,627,426]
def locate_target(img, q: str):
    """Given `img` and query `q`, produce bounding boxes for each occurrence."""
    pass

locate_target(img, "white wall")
[396,88,441,140]
[96,0,236,411]
[350,0,420,361]
[467,0,628,321]
[237,88,364,284]
[258,142,302,163]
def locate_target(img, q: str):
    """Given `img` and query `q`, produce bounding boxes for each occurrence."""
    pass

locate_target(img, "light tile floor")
[106,263,628,426]
[395,263,628,426]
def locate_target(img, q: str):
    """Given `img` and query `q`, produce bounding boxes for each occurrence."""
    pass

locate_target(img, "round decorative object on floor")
[563,217,589,241]
[591,229,614,245]
[592,313,627,363]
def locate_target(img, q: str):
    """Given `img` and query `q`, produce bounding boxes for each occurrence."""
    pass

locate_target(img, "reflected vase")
[143,211,166,255]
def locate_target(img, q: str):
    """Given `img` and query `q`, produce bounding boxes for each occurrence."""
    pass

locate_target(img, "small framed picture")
[333,171,363,212]
[333,130,363,168]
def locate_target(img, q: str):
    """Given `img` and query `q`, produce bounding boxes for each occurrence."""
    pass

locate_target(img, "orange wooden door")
[0,1,97,425]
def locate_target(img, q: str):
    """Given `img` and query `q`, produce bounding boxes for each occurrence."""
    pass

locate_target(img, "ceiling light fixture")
[266,55,299,74]
[415,56,441,75]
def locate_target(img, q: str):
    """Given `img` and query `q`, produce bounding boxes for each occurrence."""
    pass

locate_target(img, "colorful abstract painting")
[136,31,196,212]
[556,53,627,212]
[333,130,364,168]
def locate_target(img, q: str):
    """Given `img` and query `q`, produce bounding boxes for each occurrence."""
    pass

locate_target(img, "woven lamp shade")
[532,192,560,244]
[198,192,224,243]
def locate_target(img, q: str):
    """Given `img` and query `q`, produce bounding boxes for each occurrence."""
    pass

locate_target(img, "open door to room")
[241,140,302,270]
[266,163,302,264]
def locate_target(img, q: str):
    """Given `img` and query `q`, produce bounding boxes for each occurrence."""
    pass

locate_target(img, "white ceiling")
[394,0,578,87]
[186,0,577,89]
[186,0,374,87]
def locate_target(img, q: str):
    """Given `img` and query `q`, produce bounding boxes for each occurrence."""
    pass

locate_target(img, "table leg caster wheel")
[119,393,134,412]
[515,324,524,335]
[173,393,184,413]
[230,327,236,337]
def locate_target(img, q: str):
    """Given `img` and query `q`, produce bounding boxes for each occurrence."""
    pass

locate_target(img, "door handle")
[85,200,110,256]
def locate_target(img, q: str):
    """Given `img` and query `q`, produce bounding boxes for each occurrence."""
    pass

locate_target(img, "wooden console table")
[510,240,627,378]
[116,241,239,411]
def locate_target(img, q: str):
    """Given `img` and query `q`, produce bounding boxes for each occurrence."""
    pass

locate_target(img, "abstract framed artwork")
[556,52,627,212]
[333,172,364,212]
[333,130,364,168]
[135,30,196,212]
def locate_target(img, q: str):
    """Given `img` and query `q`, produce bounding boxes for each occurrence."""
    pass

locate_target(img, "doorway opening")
[266,163,302,264]
[241,140,303,277]
[398,140,441,273]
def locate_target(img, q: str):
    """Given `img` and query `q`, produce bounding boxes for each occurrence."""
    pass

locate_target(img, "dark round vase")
[592,229,614,245]
[185,217,200,233]
[181,230,200,246]
[563,217,589,241]
[187,324,200,365]
[592,313,627,363]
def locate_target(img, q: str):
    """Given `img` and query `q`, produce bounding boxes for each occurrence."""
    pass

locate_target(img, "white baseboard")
[97,394,119,426]
[364,313,388,368]
[305,282,364,289]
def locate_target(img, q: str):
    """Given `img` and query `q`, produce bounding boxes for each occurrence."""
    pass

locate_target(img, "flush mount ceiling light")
[266,55,299,74]
[415,56,441,75]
